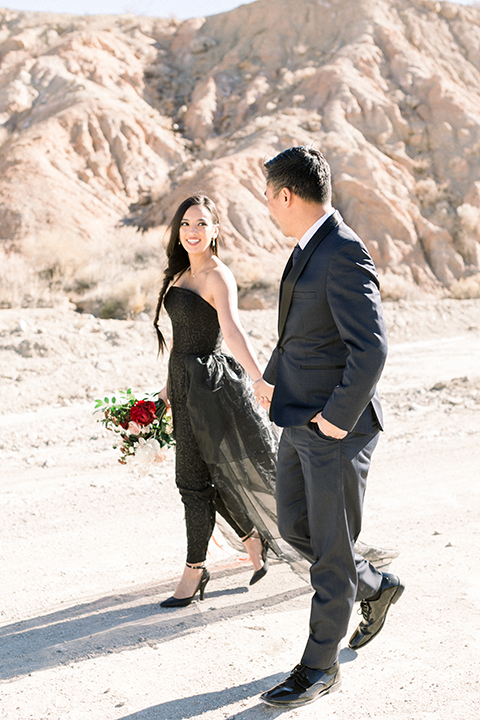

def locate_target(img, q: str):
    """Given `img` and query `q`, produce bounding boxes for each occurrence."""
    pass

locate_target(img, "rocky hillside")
[0,0,479,313]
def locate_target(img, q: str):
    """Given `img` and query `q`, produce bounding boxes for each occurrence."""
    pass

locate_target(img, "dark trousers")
[173,400,253,565]
[276,423,383,669]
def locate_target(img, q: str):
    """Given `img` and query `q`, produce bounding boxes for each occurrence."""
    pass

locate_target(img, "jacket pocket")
[300,364,346,370]
[310,422,340,441]
[293,290,316,299]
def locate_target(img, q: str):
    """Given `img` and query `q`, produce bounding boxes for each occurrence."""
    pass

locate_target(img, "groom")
[254,146,404,707]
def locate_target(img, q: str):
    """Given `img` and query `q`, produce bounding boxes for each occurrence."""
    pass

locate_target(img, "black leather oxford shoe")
[260,661,341,707]
[348,572,405,650]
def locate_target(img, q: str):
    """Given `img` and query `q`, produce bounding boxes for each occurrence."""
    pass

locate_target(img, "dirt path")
[1,300,479,719]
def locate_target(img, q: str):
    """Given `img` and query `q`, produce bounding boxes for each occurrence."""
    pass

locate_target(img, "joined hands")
[253,377,274,410]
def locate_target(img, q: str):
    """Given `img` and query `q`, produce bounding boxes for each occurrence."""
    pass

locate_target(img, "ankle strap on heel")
[185,562,205,570]
[242,528,260,542]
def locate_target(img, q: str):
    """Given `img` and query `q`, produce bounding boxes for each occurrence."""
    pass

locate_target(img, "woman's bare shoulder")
[207,258,236,288]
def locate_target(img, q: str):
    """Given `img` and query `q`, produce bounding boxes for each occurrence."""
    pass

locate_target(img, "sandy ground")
[1,298,480,720]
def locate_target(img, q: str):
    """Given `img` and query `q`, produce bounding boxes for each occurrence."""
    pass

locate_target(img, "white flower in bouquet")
[126,437,165,477]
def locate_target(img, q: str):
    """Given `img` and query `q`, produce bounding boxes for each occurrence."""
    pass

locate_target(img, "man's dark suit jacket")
[264,211,388,434]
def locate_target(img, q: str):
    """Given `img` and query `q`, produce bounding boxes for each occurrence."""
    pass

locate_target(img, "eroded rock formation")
[0,0,479,308]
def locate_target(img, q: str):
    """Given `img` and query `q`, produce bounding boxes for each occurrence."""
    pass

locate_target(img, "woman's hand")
[253,378,274,409]
[158,386,170,409]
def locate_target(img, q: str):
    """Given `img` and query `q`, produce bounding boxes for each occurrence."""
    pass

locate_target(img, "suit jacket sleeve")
[321,239,388,432]
[263,347,278,386]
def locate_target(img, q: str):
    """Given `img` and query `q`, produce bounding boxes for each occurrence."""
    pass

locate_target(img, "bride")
[154,194,283,607]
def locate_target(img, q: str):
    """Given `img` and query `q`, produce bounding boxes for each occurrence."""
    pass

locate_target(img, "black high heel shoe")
[160,564,210,608]
[243,530,269,586]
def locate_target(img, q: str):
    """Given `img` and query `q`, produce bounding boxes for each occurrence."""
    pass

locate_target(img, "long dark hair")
[153,194,220,353]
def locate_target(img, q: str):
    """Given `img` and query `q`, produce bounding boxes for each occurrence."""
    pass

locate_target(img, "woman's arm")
[158,385,170,408]
[158,337,173,408]
[208,265,263,382]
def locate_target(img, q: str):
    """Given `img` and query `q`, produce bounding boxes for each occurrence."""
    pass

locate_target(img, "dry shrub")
[225,255,260,286]
[1,223,289,316]
[74,267,162,319]
[0,225,167,317]
[455,204,480,266]
[412,157,431,175]
[415,178,445,207]
[457,203,480,233]
[0,248,29,308]
[69,225,167,319]
[225,249,286,309]
[22,229,90,285]
[0,246,66,308]
[449,273,480,299]
[378,271,422,301]
[225,248,287,290]
[0,229,90,309]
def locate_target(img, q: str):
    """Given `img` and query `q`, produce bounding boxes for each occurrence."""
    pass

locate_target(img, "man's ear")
[281,187,292,206]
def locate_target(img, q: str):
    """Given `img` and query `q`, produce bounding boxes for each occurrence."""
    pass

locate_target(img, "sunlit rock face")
[0,0,479,302]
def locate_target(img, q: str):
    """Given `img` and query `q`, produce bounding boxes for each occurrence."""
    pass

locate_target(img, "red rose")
[129,400,156,426]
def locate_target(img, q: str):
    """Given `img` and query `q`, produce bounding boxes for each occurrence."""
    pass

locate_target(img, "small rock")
[14,320,29,333]
[95,361,112,372]
[33,342,49,357]
[15,339,33,358]
[105,331,120,346]
[408,403,428,413]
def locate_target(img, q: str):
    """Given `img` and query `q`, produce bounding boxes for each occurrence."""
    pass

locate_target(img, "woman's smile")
[179,205,218,255]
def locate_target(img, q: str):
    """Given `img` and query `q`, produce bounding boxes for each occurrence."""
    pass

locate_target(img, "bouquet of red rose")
[94,389,175,475]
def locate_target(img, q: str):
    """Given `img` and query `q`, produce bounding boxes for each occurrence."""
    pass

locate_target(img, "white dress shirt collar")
[298,207,336,250]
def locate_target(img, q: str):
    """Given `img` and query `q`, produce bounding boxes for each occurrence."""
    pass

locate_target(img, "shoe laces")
[358,598,372,622]
[290,664,309,690]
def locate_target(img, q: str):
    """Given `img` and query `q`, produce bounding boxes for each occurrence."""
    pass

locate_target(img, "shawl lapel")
[277,210,341,339]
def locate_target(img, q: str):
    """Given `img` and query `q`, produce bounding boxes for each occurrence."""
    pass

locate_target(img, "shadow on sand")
[118,674,288,720]
[0,565,313,682]
[116,648,356,720]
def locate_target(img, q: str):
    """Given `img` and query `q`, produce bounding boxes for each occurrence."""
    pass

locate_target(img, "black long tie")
[292,243,302,265]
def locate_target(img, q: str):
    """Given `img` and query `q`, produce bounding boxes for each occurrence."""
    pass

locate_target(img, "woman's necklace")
[189,256,212,278]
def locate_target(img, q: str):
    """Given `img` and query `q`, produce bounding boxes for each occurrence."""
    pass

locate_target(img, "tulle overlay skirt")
[183,351,309,577]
